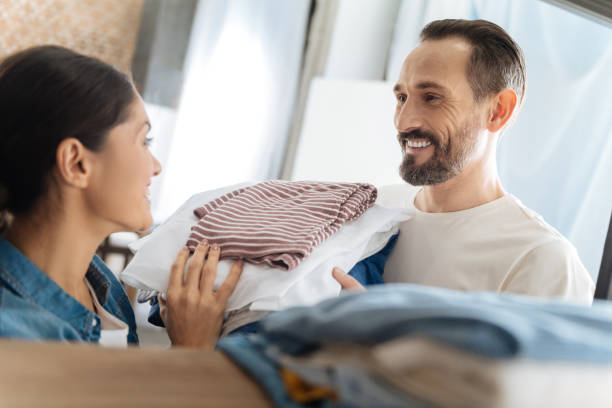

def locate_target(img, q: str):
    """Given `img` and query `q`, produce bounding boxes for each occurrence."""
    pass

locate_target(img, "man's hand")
[160,240,243,349]
[332,267,365,292]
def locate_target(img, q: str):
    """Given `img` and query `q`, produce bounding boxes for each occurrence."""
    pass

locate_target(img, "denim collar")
[0,236,106,340]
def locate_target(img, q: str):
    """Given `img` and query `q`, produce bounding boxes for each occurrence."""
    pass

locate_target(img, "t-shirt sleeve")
[502,239,595,304]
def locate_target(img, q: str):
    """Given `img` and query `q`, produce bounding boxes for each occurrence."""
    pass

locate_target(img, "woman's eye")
[144,137,154,147]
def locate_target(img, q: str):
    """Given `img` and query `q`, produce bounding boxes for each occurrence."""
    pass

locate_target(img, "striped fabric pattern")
[186,180,377,270]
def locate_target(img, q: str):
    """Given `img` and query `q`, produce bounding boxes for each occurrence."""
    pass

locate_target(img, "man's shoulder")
[494,196,588,270]
[499,199,594,302]
[500,195,570,243]
[376,183,420,208]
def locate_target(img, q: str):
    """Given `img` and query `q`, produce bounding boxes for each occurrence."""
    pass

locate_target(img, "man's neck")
[414,159,505,213]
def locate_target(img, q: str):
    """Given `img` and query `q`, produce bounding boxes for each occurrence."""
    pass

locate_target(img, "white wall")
[291,0,406,187]
[291,77,403,187]
[324,0,401,80]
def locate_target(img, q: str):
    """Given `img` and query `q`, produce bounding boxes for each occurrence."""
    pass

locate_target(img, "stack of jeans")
[218,284,612,408]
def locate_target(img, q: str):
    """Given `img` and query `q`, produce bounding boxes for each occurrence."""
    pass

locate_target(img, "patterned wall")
[0,0,144,73]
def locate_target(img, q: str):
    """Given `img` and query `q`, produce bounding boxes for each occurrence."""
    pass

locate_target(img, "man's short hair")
[420,19,526,105]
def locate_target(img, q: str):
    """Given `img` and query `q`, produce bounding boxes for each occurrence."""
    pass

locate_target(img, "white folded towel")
[121,182,412,312]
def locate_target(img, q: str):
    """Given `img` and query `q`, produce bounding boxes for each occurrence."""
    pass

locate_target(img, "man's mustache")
[397,130,440,147]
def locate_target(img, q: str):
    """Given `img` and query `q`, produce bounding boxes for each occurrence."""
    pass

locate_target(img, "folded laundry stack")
[186,180,378,270]
[121,181,412,332]
[218,284,612,408]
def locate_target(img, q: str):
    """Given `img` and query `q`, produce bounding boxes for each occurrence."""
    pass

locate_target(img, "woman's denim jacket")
[0,237,138,344]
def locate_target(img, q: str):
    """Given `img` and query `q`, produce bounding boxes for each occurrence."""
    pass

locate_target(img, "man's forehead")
[395,38,472,92]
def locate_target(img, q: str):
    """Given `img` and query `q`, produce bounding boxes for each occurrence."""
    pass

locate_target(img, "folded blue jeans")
[254,284,612,362]
[218,285,612,407]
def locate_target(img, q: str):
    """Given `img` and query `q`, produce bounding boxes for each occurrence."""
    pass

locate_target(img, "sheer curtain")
[153,0,310,221]
[387,0,612,280]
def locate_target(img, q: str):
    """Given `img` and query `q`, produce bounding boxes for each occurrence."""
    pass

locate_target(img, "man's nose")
[394,99,423,132]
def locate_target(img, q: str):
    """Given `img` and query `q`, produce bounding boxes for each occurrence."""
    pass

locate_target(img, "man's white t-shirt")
[378,184,595,304]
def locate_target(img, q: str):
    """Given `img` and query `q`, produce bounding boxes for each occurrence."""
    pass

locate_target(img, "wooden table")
[0,340,270,407]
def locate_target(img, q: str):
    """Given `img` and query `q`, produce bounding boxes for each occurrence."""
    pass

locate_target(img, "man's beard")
[398,122,478,186]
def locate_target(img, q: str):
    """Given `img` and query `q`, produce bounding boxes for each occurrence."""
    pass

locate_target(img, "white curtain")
[153,0,310,221]
[387,0,612,280]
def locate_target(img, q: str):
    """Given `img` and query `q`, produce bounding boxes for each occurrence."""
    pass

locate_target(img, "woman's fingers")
[332,267,366,292]
[185,240,209,288]
[163,243,244,349]
[168,247,190,291]
[201,244,220,292]
[158,294,168,323]
[216,259,244,304]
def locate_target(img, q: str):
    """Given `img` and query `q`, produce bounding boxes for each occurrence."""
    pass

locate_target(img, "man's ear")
[487,89,517,133]
[55,138,93,189]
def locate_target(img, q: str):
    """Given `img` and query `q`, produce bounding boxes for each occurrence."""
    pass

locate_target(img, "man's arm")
[501,239,594,304]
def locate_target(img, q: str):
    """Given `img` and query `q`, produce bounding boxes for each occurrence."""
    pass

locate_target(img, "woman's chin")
[118,215,154,234]
[138,217,154,232]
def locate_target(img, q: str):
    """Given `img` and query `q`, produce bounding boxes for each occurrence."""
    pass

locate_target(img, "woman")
[0,45,243,348]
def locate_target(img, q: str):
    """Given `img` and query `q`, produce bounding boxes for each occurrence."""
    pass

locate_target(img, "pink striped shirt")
[186,180,377,270]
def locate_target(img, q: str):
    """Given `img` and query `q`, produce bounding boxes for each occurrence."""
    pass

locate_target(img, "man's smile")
[404,138,432,149]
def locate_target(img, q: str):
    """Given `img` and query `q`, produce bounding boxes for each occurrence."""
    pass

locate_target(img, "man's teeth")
[406,139,432,148]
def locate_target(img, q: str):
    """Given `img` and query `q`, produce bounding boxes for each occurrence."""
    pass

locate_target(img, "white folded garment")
[121,182,412,312]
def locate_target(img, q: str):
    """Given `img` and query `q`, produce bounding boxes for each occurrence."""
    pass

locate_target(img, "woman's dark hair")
[0,45,135,230]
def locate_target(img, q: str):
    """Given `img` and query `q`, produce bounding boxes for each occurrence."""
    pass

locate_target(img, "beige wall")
[0,0,143,73]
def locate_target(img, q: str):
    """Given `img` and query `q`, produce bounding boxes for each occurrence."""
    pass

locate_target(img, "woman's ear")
[55,138,92,189]
[487,89,518,133]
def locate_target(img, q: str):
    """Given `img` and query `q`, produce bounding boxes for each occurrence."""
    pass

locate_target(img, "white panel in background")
[143,102,177,223]
[325,0,401,80]
[292,77,403,187]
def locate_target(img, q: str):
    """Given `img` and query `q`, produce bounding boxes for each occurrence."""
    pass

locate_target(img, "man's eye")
[397,94,407,103]
[425,94,439,102]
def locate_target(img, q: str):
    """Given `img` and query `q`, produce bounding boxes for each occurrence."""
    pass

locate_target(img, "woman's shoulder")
[0,286,84,342]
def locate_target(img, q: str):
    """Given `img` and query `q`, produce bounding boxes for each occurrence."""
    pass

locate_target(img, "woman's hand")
[159,240,243,349]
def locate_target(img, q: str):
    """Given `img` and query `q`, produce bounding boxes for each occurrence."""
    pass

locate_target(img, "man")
[334,19,594,303]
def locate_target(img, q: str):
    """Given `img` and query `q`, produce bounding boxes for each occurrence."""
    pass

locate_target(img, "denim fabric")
[259,284,612,363]
[217,335,341,408]
[219,335,434,408]
[228,321,260,335]
[347,233,398,286]
[148,297,163,327]
[218,284,612,406]
[0,237,138,344]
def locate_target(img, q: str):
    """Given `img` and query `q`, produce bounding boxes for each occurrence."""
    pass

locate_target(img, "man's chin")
[399,163,454,186]
[400,173,429,186]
